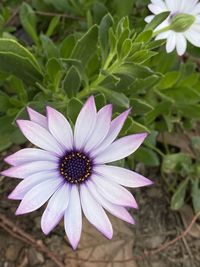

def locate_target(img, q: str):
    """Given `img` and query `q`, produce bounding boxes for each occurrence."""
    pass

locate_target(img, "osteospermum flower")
[145,0,200,55]
[2,96,152,249]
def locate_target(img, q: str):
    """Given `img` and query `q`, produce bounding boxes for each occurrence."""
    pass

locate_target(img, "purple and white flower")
[2,96,152,249]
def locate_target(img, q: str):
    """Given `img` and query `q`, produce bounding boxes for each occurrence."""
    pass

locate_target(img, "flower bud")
[170,13,195,32]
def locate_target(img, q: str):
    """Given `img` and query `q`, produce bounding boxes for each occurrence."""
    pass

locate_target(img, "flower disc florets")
[60,151,92,184]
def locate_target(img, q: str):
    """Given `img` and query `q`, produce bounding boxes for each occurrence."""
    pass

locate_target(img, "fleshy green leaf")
[171,179,189,210]
[62,66,81,97]
[71,25,98,66]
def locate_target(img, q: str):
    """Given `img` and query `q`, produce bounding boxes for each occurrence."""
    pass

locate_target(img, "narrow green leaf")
[46,16,60,37]
[99,13,113,59]
[19,3,39,45]
[145,11,170,31]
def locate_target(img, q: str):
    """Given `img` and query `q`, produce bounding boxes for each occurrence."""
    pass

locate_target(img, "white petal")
[15,178,64,215]
[17,120,64,156]
[91,174,138,208]
[165,0,179,12]
[166,32,176,53]
[94,165,153,188]
[84,104,112,152]
[8,171,60,200]
[145,15,155,23]
[151,0,167,10]
[176,33,187,55]
[74,96,97,150]
[155,31,170,40]
[192,3,200,15]
[80,184,113,239]
[94,133,147,164]
[87,180,135,224]
[185,29,200,47]
[46,106,73,151]
[148,4,165,14]
[41,183,71,235]
[27,107,48,129]
[91,109,131,157]
[1,161,58,178]
[64,186,82,250]
[4,148,59,166]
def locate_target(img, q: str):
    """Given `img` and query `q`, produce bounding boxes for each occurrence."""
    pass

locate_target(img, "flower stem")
[153,25,171,37]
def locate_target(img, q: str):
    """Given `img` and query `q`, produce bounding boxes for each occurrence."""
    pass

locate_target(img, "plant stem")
[153,25,171,37]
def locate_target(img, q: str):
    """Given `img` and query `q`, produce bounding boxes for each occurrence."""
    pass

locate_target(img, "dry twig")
[0,211,199,265]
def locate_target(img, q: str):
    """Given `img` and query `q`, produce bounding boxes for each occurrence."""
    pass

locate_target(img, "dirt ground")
[0,148,199,267]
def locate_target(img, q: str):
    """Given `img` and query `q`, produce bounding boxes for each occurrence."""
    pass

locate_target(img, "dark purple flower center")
[59,151,92,184]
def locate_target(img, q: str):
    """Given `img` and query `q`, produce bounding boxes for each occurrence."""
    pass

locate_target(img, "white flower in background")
[145,0,200,55]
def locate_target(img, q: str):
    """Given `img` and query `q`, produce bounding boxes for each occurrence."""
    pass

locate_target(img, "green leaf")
[0,52,43,84]
[0,39,41,71]
[171,179,189,210]
[92,2,108,24]
[130,98,154,115]
[40,34,59,59]
[157,71,180,89]
[60,35,76,58]
[98,87,129,108]
[135,30,153,42]
[116,63,154,79]
[109,0,134,18]
[99,13,113,60]
[62,66,81,98]
[71,25,98,66]
[0,135,12,151]
[19,3,39,45]
[162,153,192,174]
[134,147,160,166]
[46,16,60,37]
[67,97,83,124]
[192,178,200,213]
[145,11,170,31]
[130,120,150,133]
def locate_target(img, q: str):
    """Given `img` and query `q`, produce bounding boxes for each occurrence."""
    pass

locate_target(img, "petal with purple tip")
[94,165,153,188]
[80,184,113,239]
[74,96,97,150]
[15,178,64,215]
[64,186,82,250]
[91,174,138,208]
[94,133,147,164]
[91,109,131,157]
[17,120,64,156]
[1,161,58,179]
[27,107,48,129]
[41,182,71,235]
[87,180,135,224]
[5,148,59,166]
[84,104,112,152]
[46,106,73,150]
[8,171,61,200]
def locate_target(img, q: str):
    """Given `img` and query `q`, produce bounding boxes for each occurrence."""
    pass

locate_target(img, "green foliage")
[0,0,200,214]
